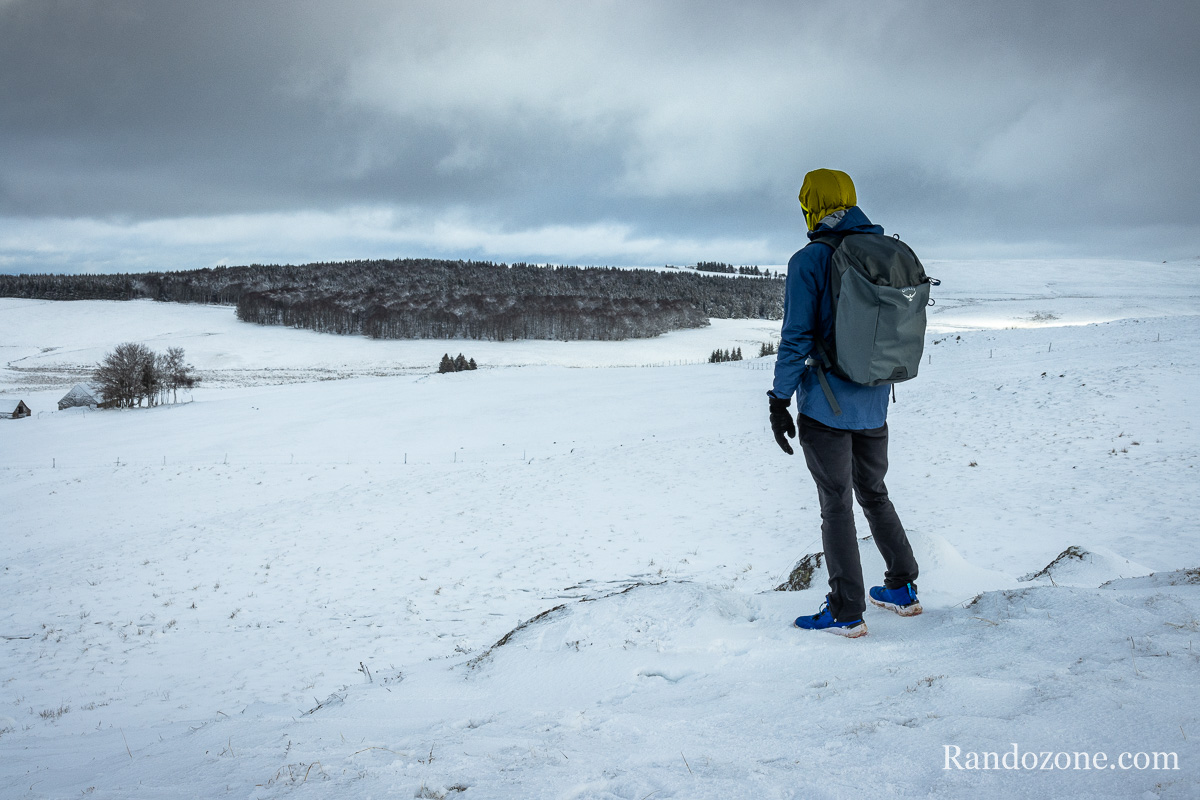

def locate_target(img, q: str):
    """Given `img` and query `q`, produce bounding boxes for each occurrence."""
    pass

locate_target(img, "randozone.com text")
[945,744,1179,771]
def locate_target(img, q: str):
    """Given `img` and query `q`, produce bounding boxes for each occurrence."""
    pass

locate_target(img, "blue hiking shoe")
[869,583,923,617]
[793,595,868,638]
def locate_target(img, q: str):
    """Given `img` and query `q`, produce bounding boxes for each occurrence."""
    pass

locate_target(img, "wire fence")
[0,441,657,472]
[0,454,561,471]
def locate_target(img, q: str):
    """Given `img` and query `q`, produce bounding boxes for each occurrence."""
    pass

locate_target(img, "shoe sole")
[869,597,923,617]
[830,622,868,638]
[794,620,869,638]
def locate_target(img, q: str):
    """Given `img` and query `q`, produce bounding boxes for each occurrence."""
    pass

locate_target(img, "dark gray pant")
[797,414,919,621]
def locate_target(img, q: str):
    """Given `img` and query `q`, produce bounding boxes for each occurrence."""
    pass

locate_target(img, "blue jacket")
[770,206,889,430]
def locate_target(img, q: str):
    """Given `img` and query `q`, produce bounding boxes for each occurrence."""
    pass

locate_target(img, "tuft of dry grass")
[39,705,70,721]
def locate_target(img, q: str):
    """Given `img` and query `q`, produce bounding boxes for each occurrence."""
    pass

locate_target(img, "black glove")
[768,392,795,455]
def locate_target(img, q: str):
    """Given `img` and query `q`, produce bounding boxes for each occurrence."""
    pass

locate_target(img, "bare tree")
[161,346,198,403]
[92,343,197,408]
[140,353,162,406]
[93,342,156,408]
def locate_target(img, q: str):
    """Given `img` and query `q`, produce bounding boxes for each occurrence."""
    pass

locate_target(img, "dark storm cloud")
[1,1,426,215]
[1,0,1197,271]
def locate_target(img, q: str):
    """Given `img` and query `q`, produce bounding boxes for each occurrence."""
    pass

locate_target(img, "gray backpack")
[808,232,938,415]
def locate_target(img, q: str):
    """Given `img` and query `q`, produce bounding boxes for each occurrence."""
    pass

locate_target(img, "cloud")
[0,207,774,274]
[0,0,1197,268]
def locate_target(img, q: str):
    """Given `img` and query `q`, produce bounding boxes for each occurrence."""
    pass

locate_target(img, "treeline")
[439,353,478,373]
[0,259,783,342]
[709,347,744,363]
[695,262,769,276]
[708,342,776,362]
[238,290,709,341]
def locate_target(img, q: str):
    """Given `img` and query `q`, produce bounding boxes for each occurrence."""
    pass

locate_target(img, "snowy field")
[1,258,1199,798]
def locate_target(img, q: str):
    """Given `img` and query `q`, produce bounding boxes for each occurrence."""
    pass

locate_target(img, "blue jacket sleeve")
[770,243,828,400]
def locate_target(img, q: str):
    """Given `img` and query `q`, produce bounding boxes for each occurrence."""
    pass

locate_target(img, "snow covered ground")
[1,258,1199,798]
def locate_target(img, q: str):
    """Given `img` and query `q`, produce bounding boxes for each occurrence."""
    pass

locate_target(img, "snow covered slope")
[1,258,1198,798]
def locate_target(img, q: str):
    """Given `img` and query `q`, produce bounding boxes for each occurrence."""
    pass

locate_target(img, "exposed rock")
[1020,545,1089,581]
[775,552,824,591]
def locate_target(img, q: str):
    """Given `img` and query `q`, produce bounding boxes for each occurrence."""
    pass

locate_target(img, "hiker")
[768,169,922,637]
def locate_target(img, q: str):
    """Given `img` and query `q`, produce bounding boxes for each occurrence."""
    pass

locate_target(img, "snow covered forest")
[0,260,784,341]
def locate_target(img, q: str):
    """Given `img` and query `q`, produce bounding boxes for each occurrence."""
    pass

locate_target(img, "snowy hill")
[1,258,1199,798]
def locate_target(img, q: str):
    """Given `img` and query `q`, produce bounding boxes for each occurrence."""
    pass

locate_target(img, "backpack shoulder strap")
[810,233,843,252]
[806,233,845,416]
[811,351,843,417]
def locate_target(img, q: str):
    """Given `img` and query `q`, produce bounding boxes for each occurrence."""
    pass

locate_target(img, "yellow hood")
[799,169,857,231]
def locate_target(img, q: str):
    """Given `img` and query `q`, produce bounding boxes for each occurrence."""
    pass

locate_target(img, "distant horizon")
[1,258,781,277]
[4,256,1195,279]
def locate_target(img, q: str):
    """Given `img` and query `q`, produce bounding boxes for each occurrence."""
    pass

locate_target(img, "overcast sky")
[1,0,1197,273]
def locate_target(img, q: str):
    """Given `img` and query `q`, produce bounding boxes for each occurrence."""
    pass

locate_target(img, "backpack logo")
[901,287,917,302]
